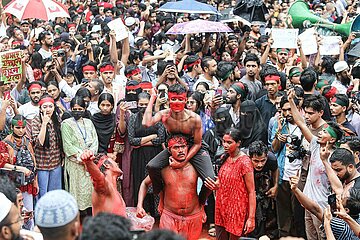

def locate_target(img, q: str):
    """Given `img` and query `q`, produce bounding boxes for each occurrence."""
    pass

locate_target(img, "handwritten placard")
[298,28,318,55]
[271,28,299,49]
[0,50,22,83]
[319,36,341,55]
[107,18,129,42]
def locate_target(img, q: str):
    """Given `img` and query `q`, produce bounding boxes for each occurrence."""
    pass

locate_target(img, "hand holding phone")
[328,193,337,215]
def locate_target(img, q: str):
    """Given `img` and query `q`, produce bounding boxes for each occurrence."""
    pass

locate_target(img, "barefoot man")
[136,135,206,240]
[142,84,215,203]
[81,151,126,217]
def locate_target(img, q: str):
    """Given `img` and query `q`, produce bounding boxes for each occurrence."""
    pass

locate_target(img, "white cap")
[0,192,12,222]
[334,61,349,73]
[125,17,136,27]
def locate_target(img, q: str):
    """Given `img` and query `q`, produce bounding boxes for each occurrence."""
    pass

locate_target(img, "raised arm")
[81,150,107,194]
[142,93,163,127]
[288,89,314,143]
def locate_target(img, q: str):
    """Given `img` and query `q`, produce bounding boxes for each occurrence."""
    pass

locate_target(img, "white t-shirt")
[38,48,52,60]
[18,102,39,120]
[282,124,303,181]
[303,137,331,208]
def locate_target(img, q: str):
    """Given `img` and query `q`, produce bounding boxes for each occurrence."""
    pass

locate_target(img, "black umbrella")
[233,0,268,24]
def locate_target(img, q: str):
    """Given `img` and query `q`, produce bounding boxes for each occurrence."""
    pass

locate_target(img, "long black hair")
[39,95,62,151]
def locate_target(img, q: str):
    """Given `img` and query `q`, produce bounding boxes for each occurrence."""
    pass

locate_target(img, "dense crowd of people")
[1,0,360,239]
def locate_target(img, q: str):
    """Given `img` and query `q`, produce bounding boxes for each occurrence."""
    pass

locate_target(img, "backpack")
[206,129,225,175]
[4,138,35,185]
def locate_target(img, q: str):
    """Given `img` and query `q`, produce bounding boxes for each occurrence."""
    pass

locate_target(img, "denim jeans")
[37,165,62,198]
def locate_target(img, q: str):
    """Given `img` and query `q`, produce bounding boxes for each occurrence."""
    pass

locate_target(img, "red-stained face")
[168,92,187,112]
[169,143,188,162]
[222,134,240,154]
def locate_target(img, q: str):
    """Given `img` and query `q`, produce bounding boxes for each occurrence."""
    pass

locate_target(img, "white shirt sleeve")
[59,80,76,99]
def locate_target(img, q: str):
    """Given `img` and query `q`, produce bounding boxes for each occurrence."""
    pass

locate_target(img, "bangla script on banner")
[0,50,22,83]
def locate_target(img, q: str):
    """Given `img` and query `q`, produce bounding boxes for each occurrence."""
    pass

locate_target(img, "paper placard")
[0,50,23,83]
[271,28,299,49]
[298,28,318,55]
[319,36,341,55]
[107,18,129,42]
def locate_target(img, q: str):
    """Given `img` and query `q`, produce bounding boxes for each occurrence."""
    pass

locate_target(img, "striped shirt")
[322,217,360,240]
[31,115,62,170]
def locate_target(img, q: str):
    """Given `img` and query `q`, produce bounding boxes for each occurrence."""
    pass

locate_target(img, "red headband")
[100,65,115,73]
[28,83,42,91]
[324,87,337,100]
[264,75,280,82]
[126,85,141,91]
[126,68,141,78]
[82,65,96,72]
[68,23,76,28]
[168,92,187,101]
[168,136,187,149]
[140,81,153,89]
[183,59,201,71]
[39,97,54,106]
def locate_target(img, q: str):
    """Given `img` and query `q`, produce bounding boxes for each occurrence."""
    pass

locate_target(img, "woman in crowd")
[61,96,98,219]
[47,80,70,116]
[31,95,62,198]
[128,92,165,213]
[186,91,214,135]
[91,93,116,154]
[205,127,256,240]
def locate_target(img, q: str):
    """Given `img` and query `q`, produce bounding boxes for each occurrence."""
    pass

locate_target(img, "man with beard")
[330,94,357,136]
[240,53,262,101]
[0,193,22,240]
[38,31,53,60]
[99,62,121,106]
[81,150,126,217]
[182,55,202,91]
[288,89,344,240]
[17,83,42,137]
[249,22,261,41]
[270,94,306,238]
[276,48,289,72]
[137,135,206,240]
[193,57,219,91]
[86,79,104,115]
[332,61,351,94]
[223,82,248,126]
[143,84,215,202]
[216,62,238,96]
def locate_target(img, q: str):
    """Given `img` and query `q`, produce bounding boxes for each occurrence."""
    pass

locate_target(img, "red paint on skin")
[223,134,238,154]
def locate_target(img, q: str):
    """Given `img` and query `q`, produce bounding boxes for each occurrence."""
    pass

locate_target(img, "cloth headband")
[276,48,289,53]
[316,80,329,90]
[220,70,234,81]
[140,82,152,89]
[28,83,42,91]
[100,65,115,73]
[231,82,246,97]
[324,124,338,140]
[11,119,26,127]
[126,85,141,91]
[126,68,141,78]
[331,96,348,107]
[82,65,96,72]
[168,136,187,149]
[289,70,301,78]
[68,23,76,28]
[168,92,187,101]
[324,87,337,99]
[264,75,280,82]
[39,97,54,106]
[183,59,201,71]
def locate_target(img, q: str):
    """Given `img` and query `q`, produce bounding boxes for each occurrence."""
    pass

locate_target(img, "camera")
[57,49,66,58]
[0,168,25,187]
[286,135,307,163]
[338,136,359,144]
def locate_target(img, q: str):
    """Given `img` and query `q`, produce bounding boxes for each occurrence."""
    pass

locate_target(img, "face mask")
[169,102,186,112]
[72,110,84,120]
[138,107,146,114]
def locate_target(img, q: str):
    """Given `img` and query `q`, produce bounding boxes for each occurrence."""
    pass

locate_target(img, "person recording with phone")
[155,62,189,91]
[289,147,360,240]
[155,83,169,112]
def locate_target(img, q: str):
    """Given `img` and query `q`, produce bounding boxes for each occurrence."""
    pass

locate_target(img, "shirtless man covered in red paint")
[136,135,206,240]
[81,151,126,217]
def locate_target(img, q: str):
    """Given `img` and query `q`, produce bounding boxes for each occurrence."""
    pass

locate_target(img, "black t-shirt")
[253,152,278,194]
[254,151,278,174]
